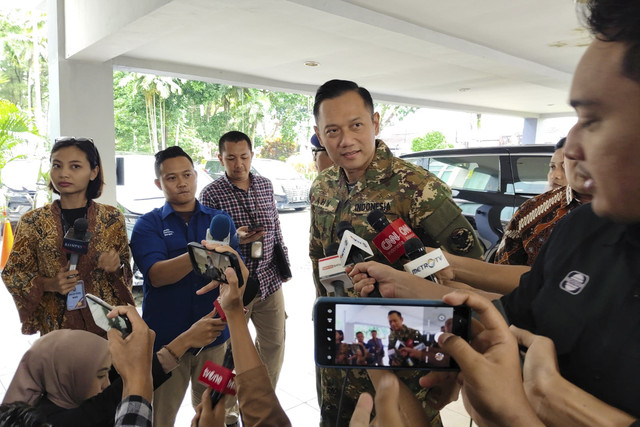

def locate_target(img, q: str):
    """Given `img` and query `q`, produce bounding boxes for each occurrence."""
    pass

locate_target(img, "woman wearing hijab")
[1,137,134,337]
[2,308,225,426]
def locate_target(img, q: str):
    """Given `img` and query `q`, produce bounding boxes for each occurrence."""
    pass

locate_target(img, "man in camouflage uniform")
[309,79,482,426]
[387,310,425,367]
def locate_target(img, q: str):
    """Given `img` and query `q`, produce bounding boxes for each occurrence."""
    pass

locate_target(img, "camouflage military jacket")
[309,139,482,297]
[388,324,424,366]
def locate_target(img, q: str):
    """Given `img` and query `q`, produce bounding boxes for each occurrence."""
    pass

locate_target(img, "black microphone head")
[324,243,340,257]
[366,209,389,232]
[336,221,354,240]
[404,237,426,260]
[73,218,89,236]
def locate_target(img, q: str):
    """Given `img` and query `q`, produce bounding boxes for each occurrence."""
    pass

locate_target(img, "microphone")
[209,344,235,408]
[336,221,374,268]
[367,209,418,264]
[402,238,450,281]
[62,218,92,271]
[318,244,353,296]
[206,214,232,245]
[198,356,236,407]
[336,221,381,297]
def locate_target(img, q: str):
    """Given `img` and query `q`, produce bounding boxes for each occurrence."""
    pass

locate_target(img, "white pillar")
[48,0,117,206]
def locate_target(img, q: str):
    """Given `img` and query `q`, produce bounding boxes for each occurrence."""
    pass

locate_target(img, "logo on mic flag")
[372,218,418,263]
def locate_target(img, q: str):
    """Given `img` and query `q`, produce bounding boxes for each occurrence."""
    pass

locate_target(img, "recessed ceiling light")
[304,61,319,67]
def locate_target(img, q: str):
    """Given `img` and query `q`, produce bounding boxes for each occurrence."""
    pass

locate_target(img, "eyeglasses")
[311,147,326,154]
[55,136,95,144]
[54,137,99,166]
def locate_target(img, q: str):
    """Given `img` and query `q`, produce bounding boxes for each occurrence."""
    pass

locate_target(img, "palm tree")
[0,97,37,185]
[118,73,182,152]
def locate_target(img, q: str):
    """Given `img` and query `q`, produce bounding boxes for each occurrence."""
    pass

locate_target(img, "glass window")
[510,156,550,195]
[427,156,500,192]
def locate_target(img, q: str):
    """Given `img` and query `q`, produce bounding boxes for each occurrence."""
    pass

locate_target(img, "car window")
[507,155,550,195]
[252,160,303,180]
[425,155,500,193]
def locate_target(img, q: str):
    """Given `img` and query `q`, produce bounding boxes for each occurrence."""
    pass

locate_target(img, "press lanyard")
[57,200,89,235]
[229,179,259,228]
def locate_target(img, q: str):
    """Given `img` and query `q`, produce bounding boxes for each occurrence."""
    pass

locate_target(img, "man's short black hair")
[387,310,402,318]
[313,79,374,121]
[555,137,567,151]
[219,131,252,154]
[154,146,194,178]
[585,0,640,82]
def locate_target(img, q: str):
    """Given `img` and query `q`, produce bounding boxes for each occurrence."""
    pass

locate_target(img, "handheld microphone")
[318,244,353,296]
[336,221,374,268]
[206,214,232,245]
[198,356,236,407]
[336,221,381,297]
[210,343,235,408]
[367,210,418,264]
[63,218,92,271]
[402,238,449,281]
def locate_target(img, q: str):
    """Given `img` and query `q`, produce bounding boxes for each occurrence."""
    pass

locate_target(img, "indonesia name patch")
[559,271,590,295]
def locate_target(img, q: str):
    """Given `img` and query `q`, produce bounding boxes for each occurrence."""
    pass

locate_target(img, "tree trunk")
[31,13,43,133]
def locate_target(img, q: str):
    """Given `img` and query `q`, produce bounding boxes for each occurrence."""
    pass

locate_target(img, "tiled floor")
[0,212,474,426]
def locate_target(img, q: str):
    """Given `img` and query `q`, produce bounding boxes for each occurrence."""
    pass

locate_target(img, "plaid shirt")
[115,395,152,427]
[200,173,287,299]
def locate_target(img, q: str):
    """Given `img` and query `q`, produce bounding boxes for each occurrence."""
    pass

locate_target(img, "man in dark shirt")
[350,0,640,422]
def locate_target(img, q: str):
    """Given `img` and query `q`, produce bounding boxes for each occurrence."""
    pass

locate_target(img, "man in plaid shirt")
[200,130,288,426]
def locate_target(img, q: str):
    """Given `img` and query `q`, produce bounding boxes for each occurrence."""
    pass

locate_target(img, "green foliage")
[0,10,48,134]
[265,91,312,143]
[113,71,314,160]
[411,131,453,152]
[376,103,416,129]
[258,136,297,161]
[0,98,36,185]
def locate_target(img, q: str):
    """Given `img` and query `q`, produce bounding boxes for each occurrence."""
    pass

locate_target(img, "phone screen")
[187,243,244,287]
[314,297,470,370]
[86,294,131,337]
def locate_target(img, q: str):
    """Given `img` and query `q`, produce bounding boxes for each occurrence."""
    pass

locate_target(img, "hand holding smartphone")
[314,297,470,371]
[187,242,244,287]
[86,293,132,338]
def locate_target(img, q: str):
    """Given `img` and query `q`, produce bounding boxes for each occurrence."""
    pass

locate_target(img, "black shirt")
[501,204,640,418]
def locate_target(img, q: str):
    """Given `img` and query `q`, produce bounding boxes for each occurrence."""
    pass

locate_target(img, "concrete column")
[521,118,538,145]
[48,0,117,206]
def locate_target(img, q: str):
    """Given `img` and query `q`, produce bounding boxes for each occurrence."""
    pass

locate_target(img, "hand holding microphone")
[336,221,380,297]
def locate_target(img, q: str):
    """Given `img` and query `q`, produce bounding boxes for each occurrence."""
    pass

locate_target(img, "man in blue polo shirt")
[130,146,240,427]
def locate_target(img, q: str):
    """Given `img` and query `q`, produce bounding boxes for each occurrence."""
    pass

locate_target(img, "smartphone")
[249,225,265,233]
[86,293,132,338]
[314,297,471,370]
[187,242,244,287]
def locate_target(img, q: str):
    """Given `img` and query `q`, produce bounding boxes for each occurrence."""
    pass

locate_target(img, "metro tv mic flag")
[403,237,450,281]
[367,209,418,263]
[63,218,92,270]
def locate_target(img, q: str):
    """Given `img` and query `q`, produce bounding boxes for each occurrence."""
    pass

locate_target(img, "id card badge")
[67,280,87,310]
[250,238,264,259]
